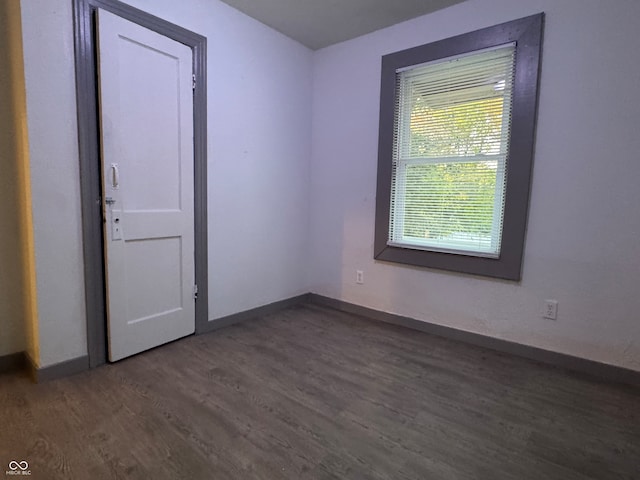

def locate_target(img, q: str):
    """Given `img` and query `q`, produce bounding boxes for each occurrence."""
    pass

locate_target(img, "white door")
[97,9,195,362]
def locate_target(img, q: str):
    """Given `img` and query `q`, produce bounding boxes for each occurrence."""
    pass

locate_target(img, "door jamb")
[73,0,208,368]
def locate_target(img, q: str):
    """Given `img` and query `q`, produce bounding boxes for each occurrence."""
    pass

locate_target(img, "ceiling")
[218,0,467,50]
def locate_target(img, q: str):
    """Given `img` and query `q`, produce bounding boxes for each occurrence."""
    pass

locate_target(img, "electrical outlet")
[543,299,558,320]
[356,270,364,285]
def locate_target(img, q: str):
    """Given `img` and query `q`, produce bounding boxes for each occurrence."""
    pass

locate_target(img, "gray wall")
[309,0,640,371]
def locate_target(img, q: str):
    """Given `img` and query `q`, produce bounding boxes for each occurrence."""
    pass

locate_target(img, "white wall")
[310,0,640,371]
[20,0,313,366]
[119,0,314,320]
[20,0,87,367]
[19,0,640,372]
[0,0,25,357]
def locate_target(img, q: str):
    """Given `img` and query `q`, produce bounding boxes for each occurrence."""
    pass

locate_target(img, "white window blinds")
[389,44,516,257]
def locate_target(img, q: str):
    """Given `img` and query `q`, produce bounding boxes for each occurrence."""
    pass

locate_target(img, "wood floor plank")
[1,303,638,479]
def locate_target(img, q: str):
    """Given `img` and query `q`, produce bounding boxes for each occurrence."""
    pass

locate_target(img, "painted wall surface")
[119,0,313,320]
[19,0,640,372]
[19,0,312,366]
[0,0,26,357]
[310,0,640,371]
[19,0,87,367]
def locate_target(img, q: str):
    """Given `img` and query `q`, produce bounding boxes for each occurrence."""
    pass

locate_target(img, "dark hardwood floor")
[1,303,639,479]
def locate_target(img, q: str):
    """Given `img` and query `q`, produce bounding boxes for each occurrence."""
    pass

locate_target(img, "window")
[374,14,544,280]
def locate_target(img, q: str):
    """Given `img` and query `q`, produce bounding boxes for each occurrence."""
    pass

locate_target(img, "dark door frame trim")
[73,0,208,368]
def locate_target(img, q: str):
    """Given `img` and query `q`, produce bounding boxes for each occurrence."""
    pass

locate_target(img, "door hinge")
[192,74,196,90]
[193,284,198,300]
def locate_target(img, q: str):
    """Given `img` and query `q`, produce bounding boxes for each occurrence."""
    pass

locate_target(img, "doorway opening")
[73,0,208,367]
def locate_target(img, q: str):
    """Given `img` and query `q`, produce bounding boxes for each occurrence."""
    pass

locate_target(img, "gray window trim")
[73,0,208,367]
[374,14,544,281]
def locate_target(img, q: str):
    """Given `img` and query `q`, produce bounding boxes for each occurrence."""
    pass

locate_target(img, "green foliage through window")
[390,45,514,256]
[401,97,506,246]
[403,161,498,243]
[375,14,543,280]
